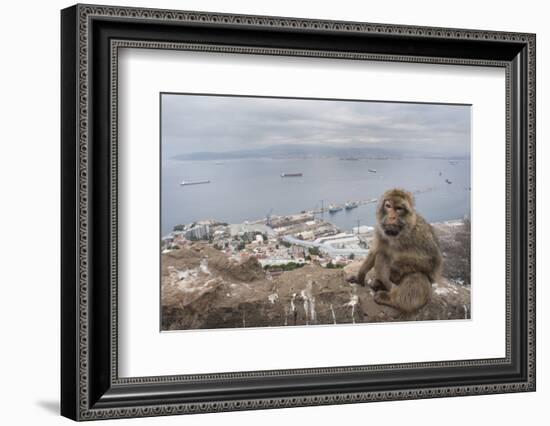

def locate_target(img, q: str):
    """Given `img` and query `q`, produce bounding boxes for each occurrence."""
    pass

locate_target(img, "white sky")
[161,94,471,159]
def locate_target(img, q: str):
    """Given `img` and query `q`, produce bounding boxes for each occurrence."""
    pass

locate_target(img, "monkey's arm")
[357,250,376,285]
[393,251,441,282]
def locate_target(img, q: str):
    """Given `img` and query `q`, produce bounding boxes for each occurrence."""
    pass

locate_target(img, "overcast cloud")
[161,94,471,159]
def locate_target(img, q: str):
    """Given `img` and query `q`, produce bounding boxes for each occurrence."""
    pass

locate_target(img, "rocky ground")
[161,220,471,330]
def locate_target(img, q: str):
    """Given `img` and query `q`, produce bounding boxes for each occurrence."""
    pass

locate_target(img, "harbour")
[163,157,470,236]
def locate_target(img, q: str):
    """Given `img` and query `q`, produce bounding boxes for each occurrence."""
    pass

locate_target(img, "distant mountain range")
[172,144,469,161]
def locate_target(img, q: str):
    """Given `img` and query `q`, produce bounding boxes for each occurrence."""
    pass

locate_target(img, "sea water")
[161,157,470,236]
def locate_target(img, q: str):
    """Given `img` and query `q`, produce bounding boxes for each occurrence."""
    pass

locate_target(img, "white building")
[185,224,210,240]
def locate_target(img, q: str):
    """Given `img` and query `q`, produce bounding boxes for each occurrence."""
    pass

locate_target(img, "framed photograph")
[61,4,536,421]
[160,93,473,331]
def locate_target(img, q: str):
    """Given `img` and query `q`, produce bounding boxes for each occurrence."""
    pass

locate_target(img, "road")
[282,235,370,257]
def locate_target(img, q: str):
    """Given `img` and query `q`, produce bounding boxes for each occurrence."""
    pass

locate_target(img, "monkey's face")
[378,197,415,238]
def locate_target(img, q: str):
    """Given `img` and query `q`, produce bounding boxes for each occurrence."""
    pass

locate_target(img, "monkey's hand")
[346,275,358,283]
[355,271,366,286]
[370,279,385,291]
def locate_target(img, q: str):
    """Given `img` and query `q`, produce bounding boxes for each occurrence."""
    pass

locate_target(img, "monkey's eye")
[384,202,392,209]
[395,206,404,212]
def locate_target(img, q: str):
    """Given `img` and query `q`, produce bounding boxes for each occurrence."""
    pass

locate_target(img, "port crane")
[266,208,274,227]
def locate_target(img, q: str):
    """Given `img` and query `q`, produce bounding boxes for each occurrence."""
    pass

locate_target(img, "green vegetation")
[264,262,305,272]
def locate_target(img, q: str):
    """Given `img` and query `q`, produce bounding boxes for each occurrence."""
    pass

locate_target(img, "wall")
[0,0,546,424]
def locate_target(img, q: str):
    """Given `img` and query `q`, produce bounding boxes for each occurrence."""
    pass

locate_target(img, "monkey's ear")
[376,196,386,213]
[405,190,415,207]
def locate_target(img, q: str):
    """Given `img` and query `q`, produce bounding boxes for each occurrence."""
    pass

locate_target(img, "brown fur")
[356,188,442,313]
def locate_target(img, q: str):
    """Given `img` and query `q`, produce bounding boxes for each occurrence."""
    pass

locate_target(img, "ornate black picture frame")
[61,4,536,421]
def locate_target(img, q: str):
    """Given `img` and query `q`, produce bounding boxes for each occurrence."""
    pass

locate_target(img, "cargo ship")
[328,204,343,213]
[344,201,358,210]
[180,180,210,186]
[280,172,303,177]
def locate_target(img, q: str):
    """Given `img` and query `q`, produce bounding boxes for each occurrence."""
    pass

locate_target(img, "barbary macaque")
[355,188,442,313]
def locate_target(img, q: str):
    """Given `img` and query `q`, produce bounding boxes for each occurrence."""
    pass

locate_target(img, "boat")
[280,172,303,177]
[344,201,358,210]
[180,180,210,186]
[214,161,224,165]
[368,169,377,173]
[328,204,343,213]
[445,179,452,184]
